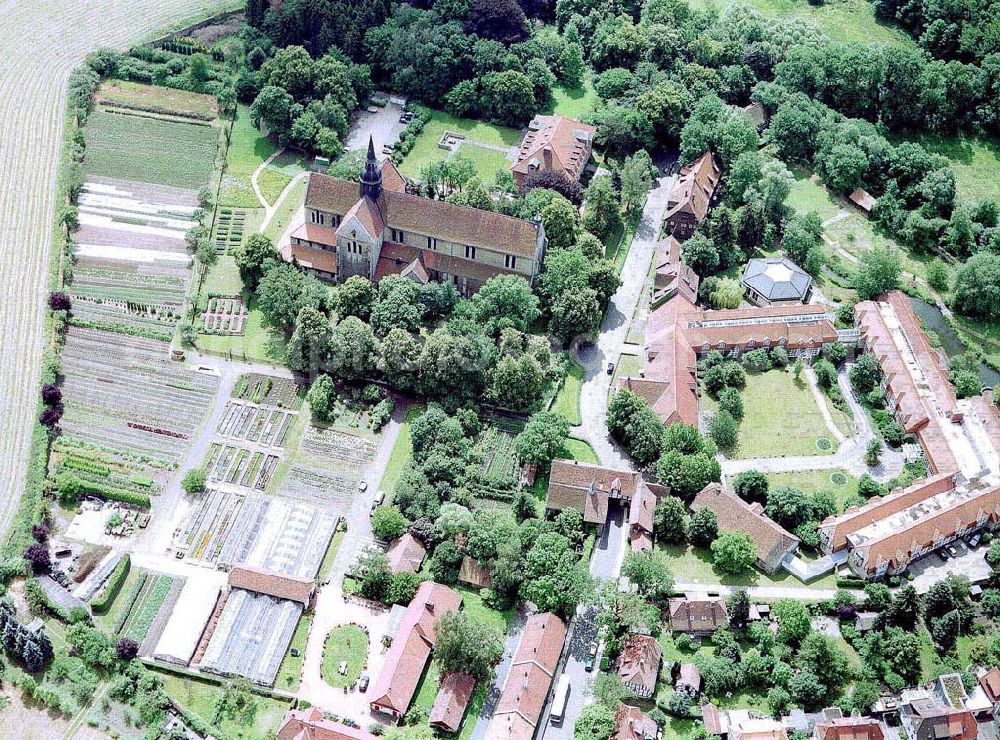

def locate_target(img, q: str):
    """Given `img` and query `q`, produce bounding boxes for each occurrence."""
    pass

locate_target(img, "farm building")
[370,581,462,720]
[663,151,720,240]
[849,187,877,216]
[458,556,492,589]
[196,586,303,687]
[277,707,377,740]
[386,533,426,575]
[227,564,314,605]
[545,459,643,527]
[430,671,476,733]
[153,578,221,665]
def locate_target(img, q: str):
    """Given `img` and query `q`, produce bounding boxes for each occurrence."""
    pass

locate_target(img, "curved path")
[0,0,229,540]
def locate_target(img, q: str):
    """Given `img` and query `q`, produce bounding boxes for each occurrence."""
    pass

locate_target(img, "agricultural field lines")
[216,400,296,447]
[0,0,229,542]
[82,110,218,189]
[201,296,248,334]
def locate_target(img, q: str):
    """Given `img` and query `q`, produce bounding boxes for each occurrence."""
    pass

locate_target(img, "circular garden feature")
[830,471,848,486]
[816,438,833,451]
[321,624,368,688]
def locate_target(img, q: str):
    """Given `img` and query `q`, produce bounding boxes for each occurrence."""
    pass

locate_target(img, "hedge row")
[70,474,152,507]
[62,457,111,477]
[112,571,148,633]
[92,554,131,614]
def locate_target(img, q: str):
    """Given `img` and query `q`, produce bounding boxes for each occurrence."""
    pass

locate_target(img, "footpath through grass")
[219,104,278,207]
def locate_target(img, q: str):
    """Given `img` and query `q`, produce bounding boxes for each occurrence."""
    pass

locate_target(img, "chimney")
[543,145,553,169]
[427,599,435,613]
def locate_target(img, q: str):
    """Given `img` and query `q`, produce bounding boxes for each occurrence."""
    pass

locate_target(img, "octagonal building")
[741,256,813,306]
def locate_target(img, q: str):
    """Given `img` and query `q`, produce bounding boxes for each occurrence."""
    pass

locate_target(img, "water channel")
[908,296,1000,387]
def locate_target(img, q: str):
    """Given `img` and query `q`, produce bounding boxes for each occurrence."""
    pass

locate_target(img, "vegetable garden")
[201,295,248,334]
[59,328,218,465]
[205,443,280,490]
[215,400,295,447]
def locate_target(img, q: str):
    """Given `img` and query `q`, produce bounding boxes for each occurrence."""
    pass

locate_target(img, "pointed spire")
[359,135,383,201]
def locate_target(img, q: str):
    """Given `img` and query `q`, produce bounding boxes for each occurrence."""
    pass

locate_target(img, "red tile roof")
[668,597,729,633]
[618,634,661,696]
[702,703,725,735]
[227,565,314,605]
[369,581,462,717]
[546,459,642,524]
[628,486,656,536]
[664,152,720,223]
[979,667,1000,703]
[386,533,426,575]
[489,612,566,740]
[381,158,406,193]
[849,188,877,214]
[815,717,886,740]
[277,708,376,740]
[429,672,476,733]
[291,243,339,275]
[908,699,977,739]
[512,115,595,184]
[458,556,492,589]
[613,704,659,740]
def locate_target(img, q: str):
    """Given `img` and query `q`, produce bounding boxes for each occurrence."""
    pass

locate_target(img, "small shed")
[855,611,879,633]
[849,188,877,217]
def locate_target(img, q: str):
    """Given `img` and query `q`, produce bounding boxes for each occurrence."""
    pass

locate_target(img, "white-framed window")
[465,245,477,260]
[427,236,437,250]
[391,228,404,242]
[310,210,325,225]
[505,254,516,269]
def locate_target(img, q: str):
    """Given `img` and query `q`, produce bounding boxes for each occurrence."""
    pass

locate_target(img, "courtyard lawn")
[379,405,423,498]
[398,110,521,180]
[158,672,290,740]
[321,624,368,688]
[785,170,842,221]
[219,104,278,207]
[767,468,859,514]
[275,614,311,692]
[706,369,838,458]
[688,0,916,47]
[564,437,599,464]
[609,352,642,400]
[456,143,512,182]
[264,175,307,243]
[200,255,245,296]
[545,77,599,119]
[897,131,1000,204]
[657,542,840,589]
[551,357,584,425]
[258,150,310,205]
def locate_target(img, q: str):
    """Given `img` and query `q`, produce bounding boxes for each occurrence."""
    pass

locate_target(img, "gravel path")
[0,0,230,547]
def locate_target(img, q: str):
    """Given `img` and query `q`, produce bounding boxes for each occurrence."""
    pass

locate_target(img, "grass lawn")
[275,614,311,692]
[657,542,840,589]
[380,405,424,498]
[317,527,345,583]
[688,0,917,47]
[94,566,146,634]
[83,110,218,190]
[200,255,245,296]
[705,369,838,458]
[158,672,290,740]
[264,175,307,243]
[456,143,512,182]
[398,110,520,180]
[767,468,859,514]
[545,77,599,119]
[551,357,584,425]
[897,131,1000,204]
[257,167,292,205]
[609,353,641,400]
[195,297,288,364]
[219,104,278,207]
[564,437,599,464]
[321,624,368,688]
[786,170,842,221]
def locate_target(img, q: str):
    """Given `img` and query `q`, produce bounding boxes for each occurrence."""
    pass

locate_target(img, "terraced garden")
[59,328,218,465]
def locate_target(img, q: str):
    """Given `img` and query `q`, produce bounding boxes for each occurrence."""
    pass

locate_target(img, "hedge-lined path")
[0,0,233,547]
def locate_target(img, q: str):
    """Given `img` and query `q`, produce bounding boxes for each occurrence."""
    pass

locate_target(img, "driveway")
[540,503,629,739]
[909,540,991,594]
[344,98,407,154]
[575,173,676,470]
[468,609,528,740]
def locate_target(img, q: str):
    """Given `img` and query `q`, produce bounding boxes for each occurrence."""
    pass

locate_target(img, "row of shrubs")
[91,554,131,614]
[56,472,152,508]
[112,571,149,633]
[389,105,433,165]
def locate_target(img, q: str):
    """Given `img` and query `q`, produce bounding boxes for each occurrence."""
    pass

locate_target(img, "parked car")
[946,545,959,557]
[939,549,950,561]
[358,480,368,492]
[585,641,598,671]
[969,533,982,548]
[606,362,615,375]
[370,490,385,514]
[359,674,370,692]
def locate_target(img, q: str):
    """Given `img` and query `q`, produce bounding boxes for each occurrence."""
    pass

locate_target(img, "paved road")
[575,173,676,469]
[0,0,229,549]
[469,609,528,740]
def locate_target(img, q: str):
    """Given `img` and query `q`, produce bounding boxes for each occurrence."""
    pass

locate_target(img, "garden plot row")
[72,265,188,304]
[51,438,162,495]
[177,489,335,579]
[136,577,185,657]
[233,373,301,408]
[278,465,358,508]
[475,426,520,485]
[297,426,377,471]
[69,300,182,337]
[205,443,279,490]
[59,328,218,463]
[216,401,295,447]
[201,296,248,334]
[212,208,247,253]
[84,175,200,209]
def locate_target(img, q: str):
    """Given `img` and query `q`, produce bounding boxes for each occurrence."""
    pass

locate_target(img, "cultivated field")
[97,79,218,120]
[83,109,218,189]
[59,327,218,464]
[0,0,228,561]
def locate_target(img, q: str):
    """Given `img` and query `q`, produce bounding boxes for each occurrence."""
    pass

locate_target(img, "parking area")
[909,539,992,593]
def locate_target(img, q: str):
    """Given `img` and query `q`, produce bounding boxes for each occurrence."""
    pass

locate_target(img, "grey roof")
[741,256,812,301]
[38,575,88,614]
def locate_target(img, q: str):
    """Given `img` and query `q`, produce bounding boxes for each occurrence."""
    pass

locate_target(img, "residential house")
[614,704,660,740]
[849,188,877,217]
[545,459,643,527]
[653,236,699,306]
[702,703,728,737]
[430,672,476,734]
[668,597,729,635]
[618,634,662,699]
[288,138,547,296]
[743,101,768,132]
[675,663,701,697]
[487,612,566,740]
[900,699,977,740]
[369,581,462,720]
[814,716,887,740]
[731,716,789,740]
[385,533,426,575]
[663,152,720,240]
[979,667,1000,704]
[691,484,800,574]
[227,564,314,606]
[511,115,595,189]
[458,556,492,590]
[628,485,658,553]
[277,707,377,740]
[741,256,813,306]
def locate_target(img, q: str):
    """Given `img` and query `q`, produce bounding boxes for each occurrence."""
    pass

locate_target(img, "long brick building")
[287,138,547,295]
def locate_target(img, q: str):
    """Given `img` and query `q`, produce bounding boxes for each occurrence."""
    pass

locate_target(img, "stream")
[909,297,1000,387]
